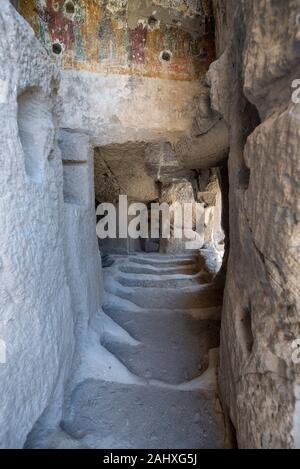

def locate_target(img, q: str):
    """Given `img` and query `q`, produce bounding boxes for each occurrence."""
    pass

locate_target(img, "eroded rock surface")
[210,0,300,449]
[0,3,73,448]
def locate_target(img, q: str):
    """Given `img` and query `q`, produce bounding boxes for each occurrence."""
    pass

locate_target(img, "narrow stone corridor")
[27,252,226,449]
[2,0,300,451]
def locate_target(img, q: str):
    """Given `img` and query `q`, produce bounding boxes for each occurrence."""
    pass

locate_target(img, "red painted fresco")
[34,1,81,49]
[19,1,215,81]
[129,23,148,64]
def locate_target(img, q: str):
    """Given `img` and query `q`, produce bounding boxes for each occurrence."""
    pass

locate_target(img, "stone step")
[31,252,225,449]
[119,264,199,275]
[128,257,197,268]
[102,308,220,384]
[116,272,208,288]
[114,285,223,310]
[59,380,225,449]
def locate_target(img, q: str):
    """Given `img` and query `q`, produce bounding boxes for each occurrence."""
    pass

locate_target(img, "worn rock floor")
[27,252,226,449]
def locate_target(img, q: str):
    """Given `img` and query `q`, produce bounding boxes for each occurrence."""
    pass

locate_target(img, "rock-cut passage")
[28,253,226,449]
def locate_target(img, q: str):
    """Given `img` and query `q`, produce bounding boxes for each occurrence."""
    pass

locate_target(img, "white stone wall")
[58,70,204,147]
[0,3,104,448]
[0,2,74,448]
[211,0,300,449]
[59,129,103,387]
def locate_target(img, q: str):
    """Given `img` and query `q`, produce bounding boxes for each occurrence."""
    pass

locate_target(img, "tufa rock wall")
[0,2,103,448]
[210,0,300,449]
[0,2,74,447]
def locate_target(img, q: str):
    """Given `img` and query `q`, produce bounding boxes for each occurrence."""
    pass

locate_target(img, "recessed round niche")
[148,16,157,27]
[65,1,75,14]
[17,87,54,183]
[52,42,62,55]
[160,50,172,62]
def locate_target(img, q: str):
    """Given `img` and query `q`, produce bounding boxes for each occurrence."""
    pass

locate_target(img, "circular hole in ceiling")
[52,42,62,55]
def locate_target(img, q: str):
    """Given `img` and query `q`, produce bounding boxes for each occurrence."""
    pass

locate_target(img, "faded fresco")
[18,0,215,80]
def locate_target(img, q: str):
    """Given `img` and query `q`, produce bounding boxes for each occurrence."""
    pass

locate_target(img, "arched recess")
[17,87,54,183]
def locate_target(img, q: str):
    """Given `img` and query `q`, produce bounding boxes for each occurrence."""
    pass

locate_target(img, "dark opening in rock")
[52,43,62,55]
[241,305,254,354]
[65,1,75,14]
[161,51,171,62]
[239,166,250,190]
[148,16,157,27]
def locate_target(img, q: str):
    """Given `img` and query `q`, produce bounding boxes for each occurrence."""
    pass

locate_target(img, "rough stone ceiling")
[94,138,201,207]
[94,142,159,204]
